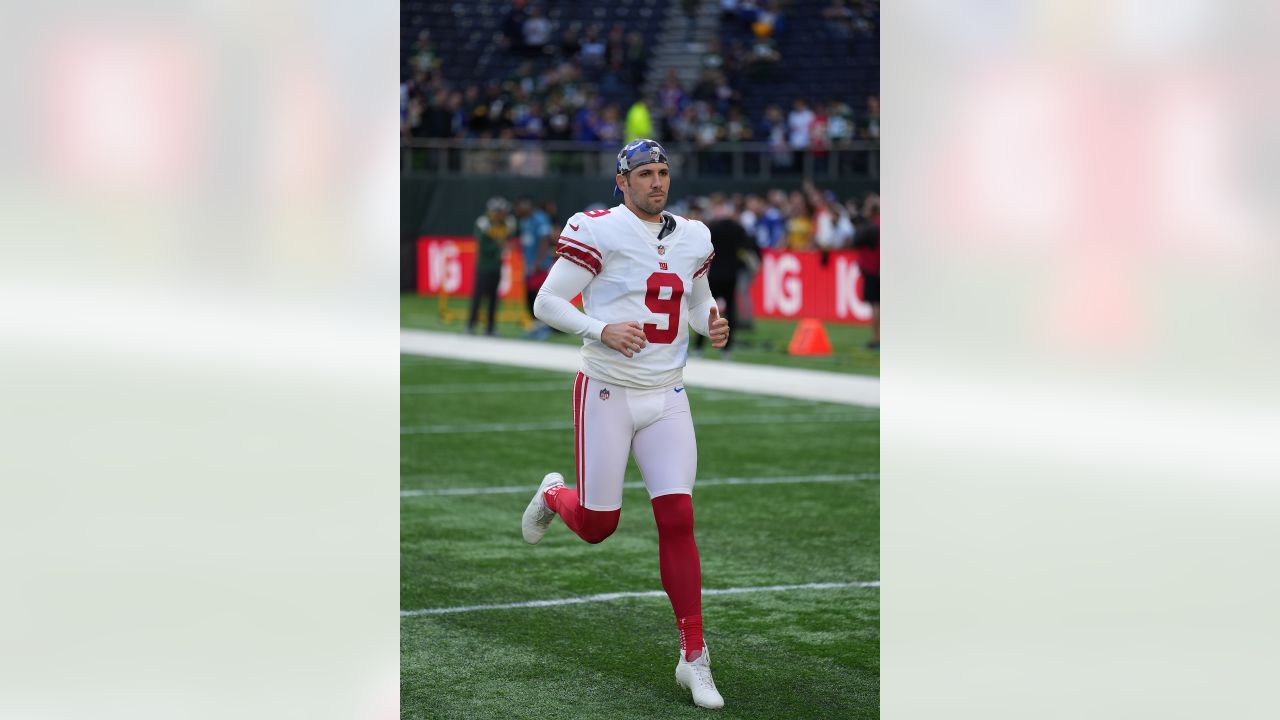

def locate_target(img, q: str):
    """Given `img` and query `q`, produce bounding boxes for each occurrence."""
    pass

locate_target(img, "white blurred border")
[886,1,1280,717]
[0,3,398,719]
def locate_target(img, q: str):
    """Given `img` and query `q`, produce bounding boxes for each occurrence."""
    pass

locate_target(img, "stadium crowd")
[489,182,879,282]
[400,2,880,158]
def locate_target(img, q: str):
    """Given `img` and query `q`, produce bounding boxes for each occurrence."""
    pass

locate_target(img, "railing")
[400,138,879,181]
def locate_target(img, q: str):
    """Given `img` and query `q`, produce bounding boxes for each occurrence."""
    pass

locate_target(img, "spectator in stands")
[514,100,545,140]
[822,0,857,40]
[469,197,517,336]
[579,24,607,74]
[402,95,424,139]
[785,192,814,251]
[713,71,738,115]
[558,22,583,60]
[861,95,879,141]
[724,106,753,142]
[625,97,654,142]
[464,85,491,137]
[573,95,604,142]
[826,99,854,145]
[424,89,457,139]
[852,0,879,36]
[787,98,816,172]
[606,23,627,67]
[751,0,787,38]
[409,30,440,79]
[810,102,831,173]
[522,5,553,56]
[625,32,648,86]
[544,101,572,141]
[746,32,781,81]
[597,104,623,145]
[703,38,726,72]
[501,0,529,53]
[760,104,791,171]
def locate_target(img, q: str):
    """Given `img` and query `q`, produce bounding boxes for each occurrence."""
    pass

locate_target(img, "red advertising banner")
[417,237,873,325]
[416,236,523,300]
[749,250,874,324]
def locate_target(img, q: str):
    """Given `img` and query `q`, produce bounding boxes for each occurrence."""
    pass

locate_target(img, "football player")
[521,138,730,709]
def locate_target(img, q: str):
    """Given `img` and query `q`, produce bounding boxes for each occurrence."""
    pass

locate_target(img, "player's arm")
[686,275,730,348]
[533,260,649,357]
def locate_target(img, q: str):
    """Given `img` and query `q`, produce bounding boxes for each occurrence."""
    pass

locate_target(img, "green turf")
[401,293,880,376]
[400,355,879,718]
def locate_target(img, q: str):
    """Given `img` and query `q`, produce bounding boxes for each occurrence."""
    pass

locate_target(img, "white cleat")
[521,472,564,544]
[675,645,725,709]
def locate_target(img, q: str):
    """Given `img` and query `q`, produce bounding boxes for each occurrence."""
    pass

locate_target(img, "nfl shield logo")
[657,245,666,255]
[599,388,610,401]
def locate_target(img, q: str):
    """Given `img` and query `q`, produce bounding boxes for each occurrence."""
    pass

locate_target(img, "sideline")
[401,329,879,407]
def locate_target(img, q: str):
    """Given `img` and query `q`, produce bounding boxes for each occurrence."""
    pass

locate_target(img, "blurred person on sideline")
[695,206,755,358]
[785,192,814,251]
[521,139,730,709]
[468,197,517,336]
[515,196,554,339]
[735,194,770,328]
[756,190,788,249]
[806,182,840,253]
[852,193,879,349]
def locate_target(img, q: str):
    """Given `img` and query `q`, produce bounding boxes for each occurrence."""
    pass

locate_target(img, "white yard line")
[400,472,879,498]
[400,329,879,407]
[401,412,878,435]
[401,580,880,618]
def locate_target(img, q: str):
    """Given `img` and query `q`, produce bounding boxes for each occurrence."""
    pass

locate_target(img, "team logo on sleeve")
[598,388,610,401]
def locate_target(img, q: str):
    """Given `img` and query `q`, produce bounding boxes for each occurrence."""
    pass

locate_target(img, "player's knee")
[580,510,620,544]
[652,494,695,536]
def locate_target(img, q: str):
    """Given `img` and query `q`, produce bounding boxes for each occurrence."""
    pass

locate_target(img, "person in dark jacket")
[695,214,754,358]
[468,197,516,335]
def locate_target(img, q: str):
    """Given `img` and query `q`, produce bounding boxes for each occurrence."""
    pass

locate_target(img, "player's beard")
[629,183,667,217]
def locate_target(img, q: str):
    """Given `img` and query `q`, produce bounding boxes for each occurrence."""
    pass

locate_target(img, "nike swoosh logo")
[568,223,579,231]
[674,387,684,393]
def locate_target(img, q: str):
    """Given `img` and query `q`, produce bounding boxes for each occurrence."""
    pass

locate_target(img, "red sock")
[678,615,704,661]
[652,494,703,660]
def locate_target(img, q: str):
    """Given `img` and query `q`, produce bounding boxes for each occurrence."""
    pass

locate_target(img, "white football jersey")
[555,204,714,389]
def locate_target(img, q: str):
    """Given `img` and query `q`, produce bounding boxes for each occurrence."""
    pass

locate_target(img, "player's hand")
[709,306,730,348]
[602,321,648,358]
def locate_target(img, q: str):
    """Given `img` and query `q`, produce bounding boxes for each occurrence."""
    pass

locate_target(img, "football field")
[401,354,880,718]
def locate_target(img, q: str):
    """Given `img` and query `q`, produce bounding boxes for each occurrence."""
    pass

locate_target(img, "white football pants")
[571,371,697,511]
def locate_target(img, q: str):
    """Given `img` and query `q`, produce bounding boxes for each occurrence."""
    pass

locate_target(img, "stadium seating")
[401,0,878,131]
[401,0,665,108]
[716,0,879,122]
